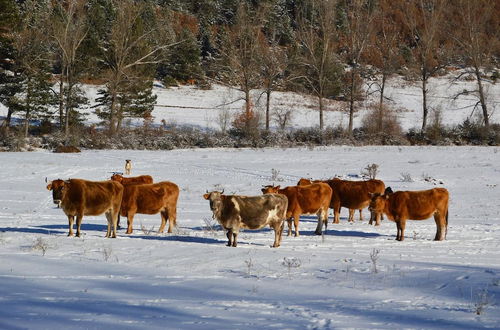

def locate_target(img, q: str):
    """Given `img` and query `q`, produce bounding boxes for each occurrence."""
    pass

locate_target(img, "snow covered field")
[1,146,499,329]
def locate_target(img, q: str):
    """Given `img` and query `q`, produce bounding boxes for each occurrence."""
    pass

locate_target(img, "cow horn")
[221,189,224,194]
[45,177,48,183]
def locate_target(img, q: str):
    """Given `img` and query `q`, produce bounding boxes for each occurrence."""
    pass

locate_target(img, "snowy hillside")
[0,146,499,329]
[2,74,500,131]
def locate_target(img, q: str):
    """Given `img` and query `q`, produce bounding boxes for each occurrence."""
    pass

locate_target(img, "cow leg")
[126,213,135,234]
[232,232,238,247]
[359,209,363,221]
[396,219,406,241]
[159,210,167,233]
[226,229,233,246]
[293,212,300,237]
[273,221,285,248]
[286,218,293,236]
[434,213,445,241]
[67,215,75,237]
[314,208,328,235]
[159,209,175,234]
[348,209,354,222]
[395,220,401,241]
[75,214,83,237]
[105,212,112,238]
[333,203,341,224]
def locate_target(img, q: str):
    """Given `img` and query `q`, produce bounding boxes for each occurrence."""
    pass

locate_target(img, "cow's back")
[63,179,123,216]
[327,179,385,209]
[228,194,287,230]
[388,188,449,220]
[122,181,179,215]
[284,183,332,214]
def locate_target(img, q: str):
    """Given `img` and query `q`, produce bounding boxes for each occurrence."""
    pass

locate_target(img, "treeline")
[0,0,499,147]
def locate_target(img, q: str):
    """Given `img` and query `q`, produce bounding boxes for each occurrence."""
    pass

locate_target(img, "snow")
[2,73,500,130]
[1,146,500,329]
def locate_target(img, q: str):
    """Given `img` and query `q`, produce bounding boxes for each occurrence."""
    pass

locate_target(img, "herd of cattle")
[46,173,449,247]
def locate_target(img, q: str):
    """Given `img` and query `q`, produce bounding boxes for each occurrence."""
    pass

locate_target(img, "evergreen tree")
[0,0,21,132]
[157,28,203,85]
[9,0,56,137]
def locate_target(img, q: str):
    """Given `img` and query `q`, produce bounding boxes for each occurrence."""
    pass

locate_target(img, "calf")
[369,187,449,241]
[262,183,332,236]
[121,181,179,234]
[46,179,123,238]
[203,191,288,247]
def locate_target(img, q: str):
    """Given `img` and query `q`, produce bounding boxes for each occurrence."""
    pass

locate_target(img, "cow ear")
[203,193,210,200]
[46,183,52,191]
[276,185,280,189]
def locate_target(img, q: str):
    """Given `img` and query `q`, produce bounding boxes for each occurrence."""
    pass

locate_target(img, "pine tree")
[0,0,21,133]
[157,28,203,85]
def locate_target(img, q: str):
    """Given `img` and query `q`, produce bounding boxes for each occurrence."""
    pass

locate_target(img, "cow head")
[46,179,68,206]
[203,190,224,219]
[261,185,279,194]
[297,178,311,186]
[368,189,391,224]
[110,173,124,183]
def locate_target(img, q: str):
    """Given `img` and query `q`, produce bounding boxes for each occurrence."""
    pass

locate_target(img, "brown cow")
[203,191,288,247]
[298,178,385,225]
[262,183,332,236]
[368,188,449,241]
[111,173,153,185]
[120,181,179,234]
[46,179,123,238]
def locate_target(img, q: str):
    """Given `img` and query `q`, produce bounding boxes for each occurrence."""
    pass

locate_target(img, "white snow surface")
[1,73,499,130]
[1,146,500,329]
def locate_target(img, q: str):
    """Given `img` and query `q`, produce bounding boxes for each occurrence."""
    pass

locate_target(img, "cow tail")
[445,206,449,239]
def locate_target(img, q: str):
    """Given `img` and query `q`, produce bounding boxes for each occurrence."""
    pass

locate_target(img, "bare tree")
[401,0,449,131]
[219,2,264,133]
[50,0,88,138]
[365,0,404,132]
[338,0,376,135]
[452,0,499,130]
[293,0,342,131]
[101,0,175,135]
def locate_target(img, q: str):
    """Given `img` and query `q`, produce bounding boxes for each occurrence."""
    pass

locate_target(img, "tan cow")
[298,178,385,225]
[203,191,288,247]
[369,188,449,241]
[262,183,332,236]
[111,173,153,185]
[120,181,179,234]
[46,179,124,238]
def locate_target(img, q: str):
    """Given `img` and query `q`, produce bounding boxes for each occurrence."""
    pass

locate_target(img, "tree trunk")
[348,68,356,135]
[116,103,123,133]
[265,88,271,131]
[421,72,428,131]
[109,89,117,136]
[64,68,73,140]
[58,78,64,131]
[377,73,386,132]
[474,65,489,129]
[318,94,324,130]
[24,78,32,138]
